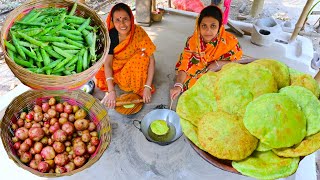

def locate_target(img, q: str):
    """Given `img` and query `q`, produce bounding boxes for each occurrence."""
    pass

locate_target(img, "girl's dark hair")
[111,3,132,20]
[198,6,223,28]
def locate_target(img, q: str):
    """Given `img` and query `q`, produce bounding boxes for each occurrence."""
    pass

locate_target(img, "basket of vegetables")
[0,0,109,90]
[0,90,111,177]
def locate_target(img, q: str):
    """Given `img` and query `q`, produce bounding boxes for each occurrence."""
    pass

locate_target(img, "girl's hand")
[101,91,117,109]
[170,86,182,100]
[143,88,152,103]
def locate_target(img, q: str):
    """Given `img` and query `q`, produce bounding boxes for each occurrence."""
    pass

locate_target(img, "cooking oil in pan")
[148,122,176,142]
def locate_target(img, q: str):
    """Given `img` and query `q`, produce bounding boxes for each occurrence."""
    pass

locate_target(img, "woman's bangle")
[174,83,184,92]
[144,85,152,90]
[107,90,115,93]
[106,77,114,81]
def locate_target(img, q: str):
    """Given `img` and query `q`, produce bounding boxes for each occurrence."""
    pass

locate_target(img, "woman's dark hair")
[198,6,223,28]
[111,3,132,20]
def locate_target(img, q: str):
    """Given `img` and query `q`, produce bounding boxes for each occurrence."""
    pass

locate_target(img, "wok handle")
[132,120,142,131]
[116,99,144,106]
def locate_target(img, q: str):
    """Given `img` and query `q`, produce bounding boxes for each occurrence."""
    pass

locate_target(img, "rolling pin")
[115,99,144,107]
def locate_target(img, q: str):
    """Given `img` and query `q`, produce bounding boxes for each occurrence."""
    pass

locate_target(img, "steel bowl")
[133,109,182,146]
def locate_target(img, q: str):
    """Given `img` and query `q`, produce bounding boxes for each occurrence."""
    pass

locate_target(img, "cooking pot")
[133,109,183,146]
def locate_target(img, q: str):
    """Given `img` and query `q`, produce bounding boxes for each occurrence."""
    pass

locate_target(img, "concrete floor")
[0,13,318,180]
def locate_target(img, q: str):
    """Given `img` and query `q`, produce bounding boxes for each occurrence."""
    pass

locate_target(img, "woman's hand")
[101,91,117,109]
[170,86,182,100]
[143,88,152,103]
[207,62,220,72]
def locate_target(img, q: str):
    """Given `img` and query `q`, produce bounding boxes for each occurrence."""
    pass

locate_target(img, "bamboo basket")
[0,0,110,91]
[0,90,112,177]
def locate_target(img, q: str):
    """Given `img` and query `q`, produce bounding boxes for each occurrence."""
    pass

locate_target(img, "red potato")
[42,103,50,113]
[54,154,69,166]
[20,142,30,152]
[26,113,33,120]
[34,112,44,122]
[74,109,87,120]
[34,154,43,161]
[38,161,50,173]
[53,142,65,154]
[62,122,75,135]
[20,112,27,120]
[34,142,43,154]
[53,130,67,142]
[42,127,50,136]
[73,141,86,156]
[24,122,32,129]
[20,152,32,163]
[68,114,75,122]
[64,105,73,114]
[14,142,21,150]
[55,166,67,174]
[12,136,19,143]
[32,123,41,128]
[43,121,50,128]
[74,119,89,131]
[90,137,100,146]
[56,103,64,113]
[73,156,86,167]
[28,127,45,141]
[90,131,98,137]
[50,118,58,125]
[47,109,57,118]
[30,148,36,155]
[17,119,24,127]
[41,146,56,160]
[72,105,79,113]
[81,133,91,143]
[48,138,53,146]
[43,113,50,121]
[65,162,75,172]
[33,105,42,113]
[45,159,55,168]
[49,122,60,134]
[87,145,96,154]
[15,127,29,141]
[60,113,69,119]
[29,160,40,170]
[24,138,33,147]
[48,98,56,106]
[88,122,96,132]
[40,137,48,145]
[59,117,68,125]
[64,141,71,147]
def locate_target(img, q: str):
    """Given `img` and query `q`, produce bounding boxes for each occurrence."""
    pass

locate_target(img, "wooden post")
[152,0,156,12]
[250,0,265,17]
[168,0,171,8]
[289,0,315,42]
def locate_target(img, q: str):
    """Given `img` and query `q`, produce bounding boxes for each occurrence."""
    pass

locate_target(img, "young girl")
[170,5,243,100]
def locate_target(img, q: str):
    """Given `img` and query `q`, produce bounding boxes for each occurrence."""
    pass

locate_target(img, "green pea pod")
[19,41,39,48]
[82,48,88,70]
[34,15,47,23]
[77,18,90,32]
[82,29,89,36]
[42,59,62,71]
[64,50,80,54]
[90,31,97,62]
[59,31,83,41]
[65,38,84,48]
[84,32,93,47]
[66,64,76,71]
[35,49,43,62]
[76,53,83,73]
[36,61,43,68]
[43,46,64,59]
[7,49,15,60]
[60,30,82,36]
[27,67,44,74]
[4,40,17,53]
[17,31,47,47]
[14,57,35,68]
[20,46,37,59]
[45,21,61,28]
[38,36,66,42]
[52,42,81,49]
[60,12,66,21]
[63,70,72,75]
[47,23,65,35]
[11,31,26,60]
[52,66,66,73]
[69,3,77,16]
[15,22,45,27]
[53,56,74,71]
[52,46,73,58]
[21,9,37,22]
[26,10,42,23]
[22,28,43,37]
[37,27,53,36]
[40,49,51,66]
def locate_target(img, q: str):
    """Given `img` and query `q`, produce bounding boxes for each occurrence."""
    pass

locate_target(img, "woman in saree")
[170,5,243,100]
[95,3,156,108]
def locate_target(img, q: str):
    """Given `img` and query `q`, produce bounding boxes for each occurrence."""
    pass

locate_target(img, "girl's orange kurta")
[95,5,156,95]
[176,15,243,90]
